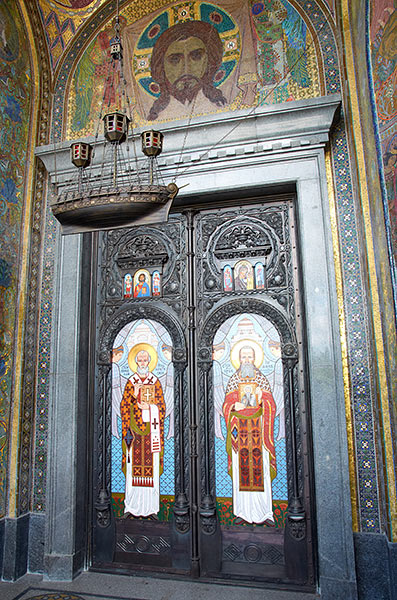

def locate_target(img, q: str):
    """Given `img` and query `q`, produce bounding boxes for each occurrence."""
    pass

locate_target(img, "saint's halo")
[128,343,158,372]
[230,339,264,370]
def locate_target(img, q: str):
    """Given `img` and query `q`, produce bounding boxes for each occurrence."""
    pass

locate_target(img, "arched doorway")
[91,198,315,588]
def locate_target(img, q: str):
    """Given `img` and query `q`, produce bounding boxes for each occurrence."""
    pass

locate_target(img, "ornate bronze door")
[92,197,315,589]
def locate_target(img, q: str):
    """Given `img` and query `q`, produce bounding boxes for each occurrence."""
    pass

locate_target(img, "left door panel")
[91,218,191,574]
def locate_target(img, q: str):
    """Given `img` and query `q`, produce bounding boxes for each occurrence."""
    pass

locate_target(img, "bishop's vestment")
[223,367,276,523]
[121,371,165,516]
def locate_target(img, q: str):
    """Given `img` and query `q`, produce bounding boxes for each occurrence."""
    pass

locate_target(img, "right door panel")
[194,200,315,588]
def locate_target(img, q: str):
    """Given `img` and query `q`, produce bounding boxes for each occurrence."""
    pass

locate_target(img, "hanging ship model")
[50,19,178,235]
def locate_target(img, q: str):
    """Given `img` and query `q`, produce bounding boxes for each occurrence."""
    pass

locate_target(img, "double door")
[91,198,315,588]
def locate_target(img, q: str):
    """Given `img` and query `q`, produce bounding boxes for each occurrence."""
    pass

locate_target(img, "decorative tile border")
[331,121,381,531]
[32,208,57,513]
[300,0,381,533]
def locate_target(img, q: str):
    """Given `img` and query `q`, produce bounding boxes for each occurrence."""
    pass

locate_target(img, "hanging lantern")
[70,142,93,168]
[109,34,122,60]
[103,112,130,144]
[141,130,164,157]
[49,6,179,235]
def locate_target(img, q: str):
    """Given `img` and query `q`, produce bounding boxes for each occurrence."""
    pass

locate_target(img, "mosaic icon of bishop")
[120,344,166,517]
[223,341,277,525]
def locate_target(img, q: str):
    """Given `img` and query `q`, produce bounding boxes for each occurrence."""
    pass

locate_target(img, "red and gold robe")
[223,368,276,492]
[120,372,166,487]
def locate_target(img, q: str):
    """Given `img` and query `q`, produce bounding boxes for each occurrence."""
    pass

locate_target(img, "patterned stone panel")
[18,162,47,516]
[32,205,57,513]
[28,2,57,509]
[297,0,382,533]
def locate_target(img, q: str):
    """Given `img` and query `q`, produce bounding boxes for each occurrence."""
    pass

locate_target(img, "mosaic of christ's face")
[164,35,208,102]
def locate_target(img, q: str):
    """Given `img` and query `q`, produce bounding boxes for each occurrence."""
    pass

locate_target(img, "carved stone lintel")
[95,488,111,528]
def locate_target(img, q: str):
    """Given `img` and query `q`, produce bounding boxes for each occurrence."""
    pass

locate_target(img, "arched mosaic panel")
[65,0,322,137]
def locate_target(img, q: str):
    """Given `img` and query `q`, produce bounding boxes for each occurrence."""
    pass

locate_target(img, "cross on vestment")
[152,417,159,430]
[143,388,152,403]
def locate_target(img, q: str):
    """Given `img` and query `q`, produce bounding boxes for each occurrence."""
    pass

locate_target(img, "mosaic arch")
[38,0,383,536]
[368,0,397,276]
[0,0,33,517]
[38,0,108,70]
[65,0,323,136]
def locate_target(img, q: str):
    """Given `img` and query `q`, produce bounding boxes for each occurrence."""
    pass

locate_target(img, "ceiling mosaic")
[37,0,108,69]
[36,0,335,73]
[63,0,322,135]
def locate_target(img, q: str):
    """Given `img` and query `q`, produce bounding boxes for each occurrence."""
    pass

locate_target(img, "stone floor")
[0,571,318,600]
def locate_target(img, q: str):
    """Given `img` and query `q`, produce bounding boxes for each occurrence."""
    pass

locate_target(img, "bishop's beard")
[240,362,255,379]
[137,366,149,377]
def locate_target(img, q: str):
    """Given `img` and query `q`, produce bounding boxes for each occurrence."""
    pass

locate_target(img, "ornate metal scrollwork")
[99,304,187,364]
[282,341,299,368]
[102,222,183,306]
[200,298,296,348]
[173,347,187,363]
[204,211,284,280]
[117,233,168,270]
[199,494,217,536]
[214,223,272,259]
[117,533,171,554]
[223,542,285,565]
[173,492,190,534]
[197,346,212,372]
[288,517,307,541]
[95,488,111,528]
[98,349,111,365]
